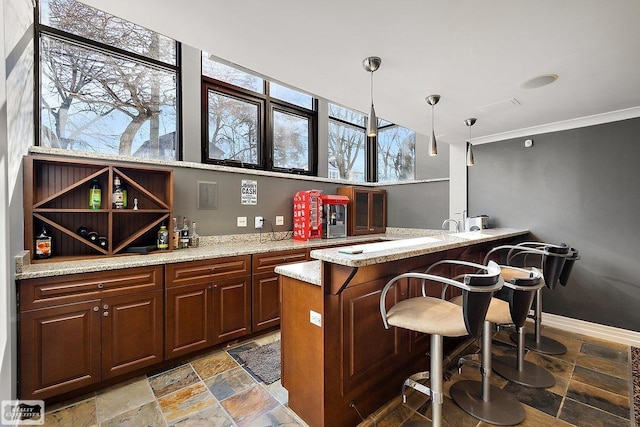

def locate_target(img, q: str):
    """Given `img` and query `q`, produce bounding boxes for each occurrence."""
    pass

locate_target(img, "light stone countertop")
[15,228,448,280]
[276,228,529,284]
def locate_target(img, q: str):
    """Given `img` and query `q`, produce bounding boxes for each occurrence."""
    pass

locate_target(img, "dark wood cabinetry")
[251,249,308,332]
[165,256,251,359]
[337,186,386,235]
[18,266,163,400]
[23,155,173,262]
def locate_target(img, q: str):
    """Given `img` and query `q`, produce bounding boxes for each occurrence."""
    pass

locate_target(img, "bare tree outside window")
[38,0,178,159]
[328,104,366,181]
[378,125,415,181]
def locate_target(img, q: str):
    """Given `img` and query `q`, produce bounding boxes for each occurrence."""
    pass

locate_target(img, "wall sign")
[241,180,258,205]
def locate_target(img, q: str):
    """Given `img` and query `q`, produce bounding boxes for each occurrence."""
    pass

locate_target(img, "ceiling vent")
[477,98,522,114]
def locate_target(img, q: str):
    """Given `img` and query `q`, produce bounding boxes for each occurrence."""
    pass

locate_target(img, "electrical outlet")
[254,216,263,228]
[237,216,247,227]
[310,310,322,327]
[275,215,284,226]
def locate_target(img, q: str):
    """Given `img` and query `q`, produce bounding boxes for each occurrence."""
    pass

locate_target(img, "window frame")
[201,71,318,176]
[34,0,183,159]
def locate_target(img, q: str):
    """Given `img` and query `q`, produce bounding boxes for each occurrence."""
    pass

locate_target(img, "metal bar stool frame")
[379,260,503,427]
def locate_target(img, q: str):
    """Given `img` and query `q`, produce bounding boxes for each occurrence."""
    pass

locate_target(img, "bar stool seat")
[449,265,543,425]
[380,260,503,427]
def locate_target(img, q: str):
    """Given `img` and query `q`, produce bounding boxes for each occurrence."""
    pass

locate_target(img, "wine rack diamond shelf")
[24,155,174,262]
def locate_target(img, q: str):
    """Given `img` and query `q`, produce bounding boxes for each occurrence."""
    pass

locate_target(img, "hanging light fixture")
[425,94,441,156]
[362,57,381,137]
[464,118,477,166]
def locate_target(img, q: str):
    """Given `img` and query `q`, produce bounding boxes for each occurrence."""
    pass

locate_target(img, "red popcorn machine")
[293,190,323,241]
[320,194,349,239]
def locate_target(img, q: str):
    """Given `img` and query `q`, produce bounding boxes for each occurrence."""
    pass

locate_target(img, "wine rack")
[24,155,173,262]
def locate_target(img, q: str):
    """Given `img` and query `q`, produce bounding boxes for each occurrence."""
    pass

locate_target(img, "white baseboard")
[540,312,640,348]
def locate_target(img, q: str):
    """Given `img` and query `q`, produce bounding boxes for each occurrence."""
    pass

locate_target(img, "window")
[202,54,317,175]
[329,104,415,183]
[377,125,416,182]
[37,0,179,160]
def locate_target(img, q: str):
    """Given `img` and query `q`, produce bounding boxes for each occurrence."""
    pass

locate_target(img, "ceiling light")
[362,56,381,137]
[464,118,477,166]
[426,94,441,156]
[520,74,558,89]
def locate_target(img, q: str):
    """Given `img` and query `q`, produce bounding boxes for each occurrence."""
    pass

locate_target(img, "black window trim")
[201,74,318,176]
[34,0,183,159]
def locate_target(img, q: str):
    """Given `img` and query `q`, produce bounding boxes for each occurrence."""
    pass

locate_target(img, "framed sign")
[241,180,258,205]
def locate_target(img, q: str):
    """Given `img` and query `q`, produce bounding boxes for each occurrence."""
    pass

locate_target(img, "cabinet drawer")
[252,249,308,274]
[166,255,251,288]
[19,266,163,311]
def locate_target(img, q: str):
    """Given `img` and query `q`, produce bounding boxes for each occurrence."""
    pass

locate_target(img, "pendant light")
[362,57,381,137]
[426,94,441,156]
[464,118,477,166]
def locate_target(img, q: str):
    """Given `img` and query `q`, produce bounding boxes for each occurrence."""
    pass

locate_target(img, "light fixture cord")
[370,71,374,106]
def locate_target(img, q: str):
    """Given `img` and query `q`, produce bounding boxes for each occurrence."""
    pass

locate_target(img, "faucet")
[442,218,461,233]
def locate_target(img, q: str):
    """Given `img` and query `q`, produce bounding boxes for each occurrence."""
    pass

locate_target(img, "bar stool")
[449,264,543,425]
[379,260,503,427]
[505,242,580,355]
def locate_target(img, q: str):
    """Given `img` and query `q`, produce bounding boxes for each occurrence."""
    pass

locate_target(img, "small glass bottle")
[35,227,52,259]
[157,224,169,250]
[113,176,124,209]
[189,221,200,248]
[172,217,180,249]
[89,179,101,210]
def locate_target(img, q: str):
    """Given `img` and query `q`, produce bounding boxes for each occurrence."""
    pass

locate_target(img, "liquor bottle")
[113,176,124,209]
[89,179,101,209]
[121,180,128,209]
[157,224,169,250]
[189,221,200,248]
[35,227,52,259]
[172,217,180,249]
[180,216,190,249]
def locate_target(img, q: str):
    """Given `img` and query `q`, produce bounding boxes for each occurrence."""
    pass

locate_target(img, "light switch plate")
[237,217,247,227]
[275,215,284,226]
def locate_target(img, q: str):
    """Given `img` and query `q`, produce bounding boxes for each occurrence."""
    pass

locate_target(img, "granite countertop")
[15,227,449,280]
[275,228,529,285]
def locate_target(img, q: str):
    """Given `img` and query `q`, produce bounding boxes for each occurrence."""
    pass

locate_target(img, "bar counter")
[276,228,528,427]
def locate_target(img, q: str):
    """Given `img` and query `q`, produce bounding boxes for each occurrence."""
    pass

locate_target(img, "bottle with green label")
[157,224,169,250]
[89,179,101,209]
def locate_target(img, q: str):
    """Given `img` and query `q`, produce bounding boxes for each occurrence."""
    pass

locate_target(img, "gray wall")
[468,117,640,332]
[382,180,449,229]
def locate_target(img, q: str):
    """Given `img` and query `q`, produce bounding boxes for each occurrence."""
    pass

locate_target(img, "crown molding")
[471,106,640,145]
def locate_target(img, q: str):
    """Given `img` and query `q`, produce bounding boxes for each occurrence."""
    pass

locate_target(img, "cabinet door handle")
[103,304,109,310]
[211,267,216,272]
[97,283,104,289]
[208,285,212,290]
[283,258,287,262]
[369,228,374,231]
[93,306,99,312]
[103,311,109,317]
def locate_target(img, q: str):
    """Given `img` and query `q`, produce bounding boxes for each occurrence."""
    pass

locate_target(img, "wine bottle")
[77,226,90,238]
[86,231,100,243]
[157,224,169,250]
[89,179,101,209]
[97,236,109,249]
[35,226,52,259]
[180,216,190,249]
[113,176,124,209]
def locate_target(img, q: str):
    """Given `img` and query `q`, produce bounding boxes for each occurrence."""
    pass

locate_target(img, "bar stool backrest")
[501,267,543,327]
[542,244,570,290]
[559,248,580,286]
[461,262,502,339]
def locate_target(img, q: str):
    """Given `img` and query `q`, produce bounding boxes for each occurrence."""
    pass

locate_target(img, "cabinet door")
[252,272,280,332]
[20,300,101,400]
[370,190,387,233]
[353,189,371,234]
[165,281,214,359]
[213,276,251,343]
[102,290,163,379]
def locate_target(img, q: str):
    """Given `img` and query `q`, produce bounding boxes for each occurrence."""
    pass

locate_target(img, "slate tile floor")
[42,325,634,426]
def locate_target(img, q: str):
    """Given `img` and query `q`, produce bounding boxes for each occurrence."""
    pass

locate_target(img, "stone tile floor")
[41,325,634,426]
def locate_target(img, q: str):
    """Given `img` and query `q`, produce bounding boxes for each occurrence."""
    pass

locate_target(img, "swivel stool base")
[492,355,555,388]
[450,380,525,426]
[510,331,567,355]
